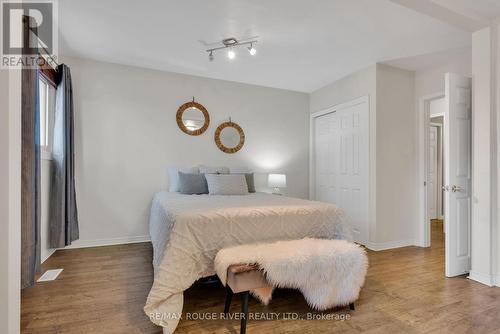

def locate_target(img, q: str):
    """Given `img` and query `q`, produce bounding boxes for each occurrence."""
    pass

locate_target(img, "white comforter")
[144,192,352,333]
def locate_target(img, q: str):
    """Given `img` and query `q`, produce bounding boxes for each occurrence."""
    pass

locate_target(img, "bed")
[144,191,352,333]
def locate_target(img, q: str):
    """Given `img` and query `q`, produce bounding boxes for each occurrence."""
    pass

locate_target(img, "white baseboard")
[365,239,416,251]
[40,236,151,263]
[58,235,151,250]
[468,270,495,287]
[41,249,56,264]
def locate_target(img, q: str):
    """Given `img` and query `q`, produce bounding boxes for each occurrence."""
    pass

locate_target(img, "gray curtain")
[21,15,41,289]
[49,64,79,248]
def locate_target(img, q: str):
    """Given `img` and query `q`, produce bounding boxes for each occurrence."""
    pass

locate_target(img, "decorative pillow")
[168,166,199,192]
[178,172,208,195]
[199,165,230,174]
[243,173,256,193]
[205,174,249,195]
[228,172,255,193]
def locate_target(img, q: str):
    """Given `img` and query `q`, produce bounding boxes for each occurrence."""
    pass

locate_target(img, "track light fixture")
[206,37,258,62]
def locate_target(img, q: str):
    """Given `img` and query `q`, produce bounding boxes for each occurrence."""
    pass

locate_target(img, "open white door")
[444,73,471,277]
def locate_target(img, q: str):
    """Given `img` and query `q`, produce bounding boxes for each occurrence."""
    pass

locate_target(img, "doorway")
[429,114,444,247]
[419,73,472,278]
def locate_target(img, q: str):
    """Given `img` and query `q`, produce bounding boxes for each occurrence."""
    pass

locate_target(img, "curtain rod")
[39,45,60,68]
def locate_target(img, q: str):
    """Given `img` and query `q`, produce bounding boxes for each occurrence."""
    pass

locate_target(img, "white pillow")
[199,165,230,174]
[205,174,249,195]
[167,166,199,192]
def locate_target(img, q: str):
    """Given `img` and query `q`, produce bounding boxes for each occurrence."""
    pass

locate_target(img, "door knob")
[442,185,449,191]
[451,185,463,192]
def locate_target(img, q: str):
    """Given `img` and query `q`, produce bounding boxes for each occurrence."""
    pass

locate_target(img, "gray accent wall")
[61,56,310,248]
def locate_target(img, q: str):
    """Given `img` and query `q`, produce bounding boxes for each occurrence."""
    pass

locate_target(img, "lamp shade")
[268,174,287,188]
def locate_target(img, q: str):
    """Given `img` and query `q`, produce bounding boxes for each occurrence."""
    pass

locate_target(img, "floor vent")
[37,269,63,282]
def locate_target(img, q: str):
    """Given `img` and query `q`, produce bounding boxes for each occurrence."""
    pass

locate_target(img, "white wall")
[496,21,500,287]
[471,27,494,285]
[1,63,11,334]
[310,64,416,250]
[375,64,416,246]
[3,67,22,334]
[63,56,310,247]
[309,65,377,114]
[470,28,499,285]
[415,51,472,99]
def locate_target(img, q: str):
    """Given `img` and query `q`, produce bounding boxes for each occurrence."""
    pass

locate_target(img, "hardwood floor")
[22,221,500,333]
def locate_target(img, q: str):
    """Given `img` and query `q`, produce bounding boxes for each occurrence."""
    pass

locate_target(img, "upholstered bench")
[222,264,271,334]
[215,238,367,334]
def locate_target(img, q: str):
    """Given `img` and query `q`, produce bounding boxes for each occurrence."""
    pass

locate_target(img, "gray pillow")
[244,173,256,193]
[167,166,199,192]
[178,172,208,195]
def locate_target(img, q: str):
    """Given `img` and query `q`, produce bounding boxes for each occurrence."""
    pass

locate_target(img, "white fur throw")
[215,238,368,310]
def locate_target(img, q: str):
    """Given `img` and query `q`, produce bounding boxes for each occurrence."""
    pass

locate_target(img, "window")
[38,76,56,159]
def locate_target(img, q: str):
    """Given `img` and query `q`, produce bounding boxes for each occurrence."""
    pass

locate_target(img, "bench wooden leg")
[349,303,355,311]
[224,285,233,315]
[241,291,249,334]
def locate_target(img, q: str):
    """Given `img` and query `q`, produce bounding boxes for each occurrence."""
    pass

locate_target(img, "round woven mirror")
[215,121,245,154]
[176,101,210,136]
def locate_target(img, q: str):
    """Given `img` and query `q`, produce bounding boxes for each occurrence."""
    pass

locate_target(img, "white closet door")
[313,99,369,245]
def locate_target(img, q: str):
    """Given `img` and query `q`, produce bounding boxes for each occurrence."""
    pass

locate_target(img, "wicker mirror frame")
[176,101,210,136]
[214,121,245,154]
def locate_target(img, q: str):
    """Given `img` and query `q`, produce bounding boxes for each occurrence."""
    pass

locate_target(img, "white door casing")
[312,97,369,245]
[428,126,438,220]
[444,73,472,277]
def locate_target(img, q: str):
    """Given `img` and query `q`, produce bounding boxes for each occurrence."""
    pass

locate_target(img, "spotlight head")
[227,49,236,60]
[248,44,257,56]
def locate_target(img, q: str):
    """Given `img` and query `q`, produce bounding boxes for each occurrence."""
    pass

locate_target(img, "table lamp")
[268,174,286,195]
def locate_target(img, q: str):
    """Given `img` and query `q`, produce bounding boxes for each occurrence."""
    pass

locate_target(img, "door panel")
[444,73,472,277]
[313,99,369,245]
[456,119,470,177]
[456,198,469,257]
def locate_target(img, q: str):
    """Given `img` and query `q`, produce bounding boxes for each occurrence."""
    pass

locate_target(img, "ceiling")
[382,46,471,72]
[429,0,500,20]
[58,0,475,92]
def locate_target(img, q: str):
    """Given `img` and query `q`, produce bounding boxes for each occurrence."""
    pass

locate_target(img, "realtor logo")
[1,0,57,69]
